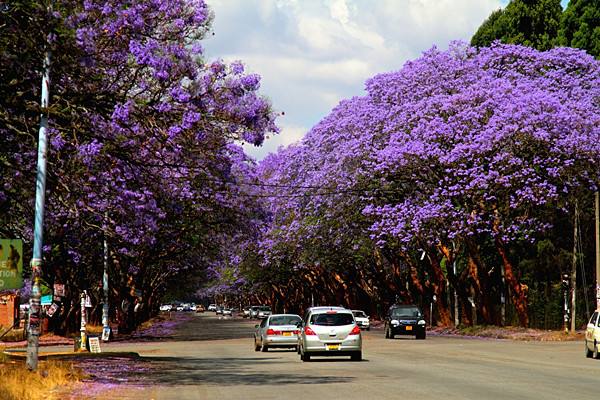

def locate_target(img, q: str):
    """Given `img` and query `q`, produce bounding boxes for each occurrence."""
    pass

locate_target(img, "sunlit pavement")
[53,313,596,400]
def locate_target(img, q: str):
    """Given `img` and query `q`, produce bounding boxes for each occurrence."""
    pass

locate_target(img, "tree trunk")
[495,238,529,327]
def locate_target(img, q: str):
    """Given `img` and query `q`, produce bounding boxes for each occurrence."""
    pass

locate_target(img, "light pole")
[26,1,53,371]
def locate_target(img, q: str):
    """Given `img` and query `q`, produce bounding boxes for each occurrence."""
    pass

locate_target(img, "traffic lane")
[88,325,598,400]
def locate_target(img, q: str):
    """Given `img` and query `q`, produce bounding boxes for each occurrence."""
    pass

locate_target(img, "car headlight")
[418,320,426,325]
[391,319,399,326]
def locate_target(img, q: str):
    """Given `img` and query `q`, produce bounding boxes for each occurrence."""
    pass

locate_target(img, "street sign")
[0,239,23,289]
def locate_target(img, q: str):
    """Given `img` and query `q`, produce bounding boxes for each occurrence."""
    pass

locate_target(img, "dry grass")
[0,327,26,342]
[433,325,584,341]
[85,324,104,335]
[0,348,83,400]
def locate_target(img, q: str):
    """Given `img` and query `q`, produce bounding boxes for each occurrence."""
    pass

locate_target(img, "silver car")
[254,314,302,352]
[298,307,362,361]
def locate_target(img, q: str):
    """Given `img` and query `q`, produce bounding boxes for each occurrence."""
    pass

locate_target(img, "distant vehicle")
[190,304,197,311]
[585,310,600,358]
[208,304,217,312]
[182,303,192,312]
[196,305,205,313]
[243,307,251,318]
[215,306,224,315]
[384,304,426,340]
[176,305,184,312]
[254,314,302,352]
[352,310,370,330]
[159,304,172,312]
[249,306,260,318]
[223,308,233,316]
[257,306,272,319]
[298,306,362,361]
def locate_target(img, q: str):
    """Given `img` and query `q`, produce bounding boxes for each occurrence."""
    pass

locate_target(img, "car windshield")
[269,316,302,326]
[259,306,271,311]
[310,313,354,326]
[391,307,421,318]
[352,311,367,318]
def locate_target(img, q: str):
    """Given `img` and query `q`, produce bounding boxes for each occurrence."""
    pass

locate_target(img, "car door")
[259,317,268,345]
[586,312,598,346]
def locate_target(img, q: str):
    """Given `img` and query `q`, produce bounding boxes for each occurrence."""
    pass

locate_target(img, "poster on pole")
[0,239,23,290]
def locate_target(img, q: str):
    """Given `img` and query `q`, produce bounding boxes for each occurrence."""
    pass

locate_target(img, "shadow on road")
[79,355,354,387]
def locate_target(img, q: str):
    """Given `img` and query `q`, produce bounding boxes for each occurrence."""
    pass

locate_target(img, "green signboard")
[0,239,23,290]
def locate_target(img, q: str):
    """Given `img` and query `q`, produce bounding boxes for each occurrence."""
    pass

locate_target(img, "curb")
[3,349,141,360]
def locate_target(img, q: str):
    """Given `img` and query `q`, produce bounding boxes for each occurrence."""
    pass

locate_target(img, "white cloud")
[205,0,504,160]
[243,123,308,160]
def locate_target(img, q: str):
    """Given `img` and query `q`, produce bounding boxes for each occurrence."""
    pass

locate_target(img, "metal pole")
[80,291,87,351]
[102,218,110,340]
[595,191,600,310]
[26,2,52,370]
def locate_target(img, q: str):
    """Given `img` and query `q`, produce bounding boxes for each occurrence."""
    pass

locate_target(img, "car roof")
[308,306,352,314]
[268,314,301,318]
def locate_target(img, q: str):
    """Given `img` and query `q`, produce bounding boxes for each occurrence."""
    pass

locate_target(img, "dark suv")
[384,304,426,340]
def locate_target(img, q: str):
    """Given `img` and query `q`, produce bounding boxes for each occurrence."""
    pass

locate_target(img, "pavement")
[34,312,598,400]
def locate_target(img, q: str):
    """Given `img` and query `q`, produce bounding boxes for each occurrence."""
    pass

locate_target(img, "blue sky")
[204,0,571,160]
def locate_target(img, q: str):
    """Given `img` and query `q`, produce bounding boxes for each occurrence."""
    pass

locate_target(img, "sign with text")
[88,337,101,353]
[0,239,23,290]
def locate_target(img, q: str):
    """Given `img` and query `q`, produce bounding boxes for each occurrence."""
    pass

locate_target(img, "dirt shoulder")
[430,325,584,341]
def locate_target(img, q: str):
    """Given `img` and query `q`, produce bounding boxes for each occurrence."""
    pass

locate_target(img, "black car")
[384,304,426,340]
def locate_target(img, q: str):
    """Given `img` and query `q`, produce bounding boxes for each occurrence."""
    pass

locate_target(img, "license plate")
[406,326,412,331]
[327,344,340,351]
[283,332,292,336]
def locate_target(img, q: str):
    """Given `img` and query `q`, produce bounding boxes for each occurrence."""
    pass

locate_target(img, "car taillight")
[349,325,361,335]
[267,328,281,335]
[293,330,300,335]
[304,326,317,336]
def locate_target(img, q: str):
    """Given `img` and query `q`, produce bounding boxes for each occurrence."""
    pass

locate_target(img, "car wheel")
[388,327,395,339]
[351,351,362,361]
[594,342,600,359]
[254,338,260,352]
[385,326,390,339]
[261,342,269,352]
[416,332,426,340]
[366,327,370,331]
[585,340,593,358]
[301,352,311,362]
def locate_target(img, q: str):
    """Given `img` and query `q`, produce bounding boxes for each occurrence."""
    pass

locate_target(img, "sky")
[204,0,570,160]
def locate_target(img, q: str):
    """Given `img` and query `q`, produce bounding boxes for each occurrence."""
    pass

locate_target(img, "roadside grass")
[0,348,83,400]
[0,327,26,342]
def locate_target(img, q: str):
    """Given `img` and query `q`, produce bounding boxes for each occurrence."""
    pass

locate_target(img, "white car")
[352,310,370,331]
[159,304,172,312]
[223,308,233,316]
[585,309,600,358]
[208,304,217,312]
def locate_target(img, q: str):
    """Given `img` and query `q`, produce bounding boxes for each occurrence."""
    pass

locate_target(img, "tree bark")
[495,237,529,327]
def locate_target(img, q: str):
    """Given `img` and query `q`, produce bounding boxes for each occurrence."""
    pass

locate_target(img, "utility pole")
[595,191,600,310]
[102,215,110,341]
[26,1,53,371]
[570,201,578,333]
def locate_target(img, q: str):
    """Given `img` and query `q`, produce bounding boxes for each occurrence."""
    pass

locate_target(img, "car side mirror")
[255,324,259,328]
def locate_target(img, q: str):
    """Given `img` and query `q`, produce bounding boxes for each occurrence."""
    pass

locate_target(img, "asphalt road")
[61,313,597,399]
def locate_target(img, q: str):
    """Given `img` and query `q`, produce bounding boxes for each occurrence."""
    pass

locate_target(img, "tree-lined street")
[57,313,597,400]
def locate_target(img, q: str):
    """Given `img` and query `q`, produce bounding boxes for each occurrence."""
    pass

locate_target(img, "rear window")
[269,316,302,326]
[391,307,421,318]
[259,306,271,311]
[310,313,354,326]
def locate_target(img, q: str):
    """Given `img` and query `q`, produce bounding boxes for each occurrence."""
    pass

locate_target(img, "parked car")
[159,304,172,312]
[223,308,233,316]
[196,304,205,313]
[585,309,600,358]
[190,304,197,311]
[208,304,217,312]
[298,306,362,362]
[352,310,370,330]
[215,306,224,315]
[254,314,302,352]
[243,307,251,318]
[384,304,426,340]
[176,305,184,312]
[257,306,272,319]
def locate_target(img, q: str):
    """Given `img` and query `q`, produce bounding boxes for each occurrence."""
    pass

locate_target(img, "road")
[60,313,596,399]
